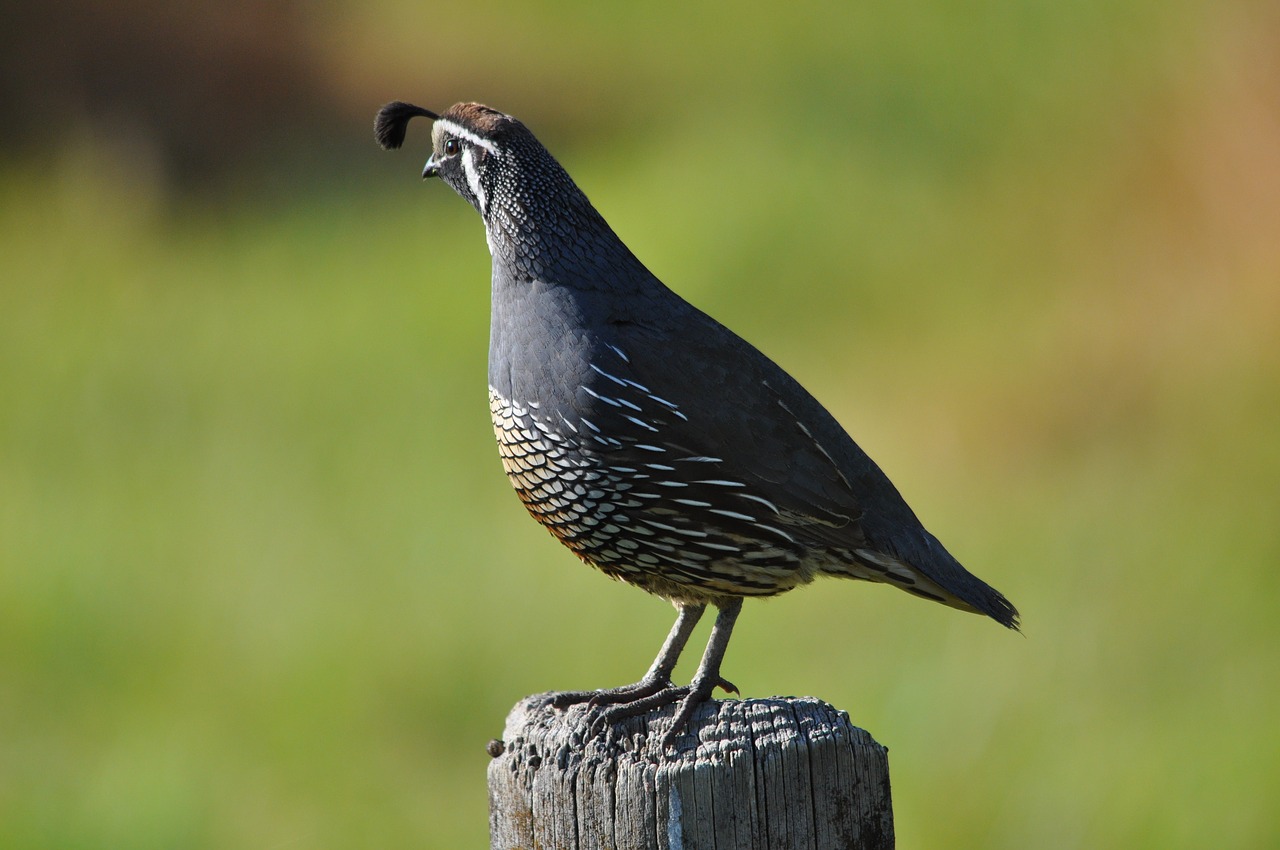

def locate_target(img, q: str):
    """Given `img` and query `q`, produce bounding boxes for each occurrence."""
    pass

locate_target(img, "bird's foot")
[555,674,738,748]
[657,673,739,750]
[550,675,674,710]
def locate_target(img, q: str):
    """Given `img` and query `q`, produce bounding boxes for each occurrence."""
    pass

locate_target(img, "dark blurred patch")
[0,0,334,190]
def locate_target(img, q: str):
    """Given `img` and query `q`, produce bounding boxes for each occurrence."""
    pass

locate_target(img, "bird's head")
[376,100,641,284]
[375,101,546,218]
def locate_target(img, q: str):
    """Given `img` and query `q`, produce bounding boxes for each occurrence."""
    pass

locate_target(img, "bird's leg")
[551,603,705,708]
[660,596,743,749]
[569,598,744,747]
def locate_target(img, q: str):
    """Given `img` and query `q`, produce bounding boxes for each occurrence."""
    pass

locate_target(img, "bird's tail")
[828,532,1020,630]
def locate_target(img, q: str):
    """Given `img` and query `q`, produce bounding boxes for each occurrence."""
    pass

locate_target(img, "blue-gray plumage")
[376,100,1019,747]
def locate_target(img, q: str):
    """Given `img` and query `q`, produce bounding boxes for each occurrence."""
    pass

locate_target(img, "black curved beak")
[422,154,440,180]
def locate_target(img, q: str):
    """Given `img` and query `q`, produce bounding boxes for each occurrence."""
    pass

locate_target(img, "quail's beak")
[422,154,440,180]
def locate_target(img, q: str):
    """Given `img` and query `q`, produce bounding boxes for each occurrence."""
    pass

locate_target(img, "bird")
[374,100,1019,747]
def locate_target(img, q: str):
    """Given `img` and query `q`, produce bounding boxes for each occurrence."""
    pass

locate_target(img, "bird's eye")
[443,138,461,156]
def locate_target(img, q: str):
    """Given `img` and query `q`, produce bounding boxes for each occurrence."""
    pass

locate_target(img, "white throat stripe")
[461,147,487,213]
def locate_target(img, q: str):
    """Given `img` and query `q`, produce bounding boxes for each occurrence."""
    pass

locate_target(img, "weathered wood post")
[487,694,893,849]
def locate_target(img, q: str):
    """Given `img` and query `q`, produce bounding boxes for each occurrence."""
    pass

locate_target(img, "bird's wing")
[587,310,876,555]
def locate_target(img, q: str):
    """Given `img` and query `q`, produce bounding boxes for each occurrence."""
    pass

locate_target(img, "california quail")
[375,101,1019,746]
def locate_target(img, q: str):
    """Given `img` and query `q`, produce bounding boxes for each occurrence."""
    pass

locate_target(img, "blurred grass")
[3,0,1279,848]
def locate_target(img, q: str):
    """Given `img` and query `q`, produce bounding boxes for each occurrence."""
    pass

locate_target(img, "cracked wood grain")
[488,694,893,850]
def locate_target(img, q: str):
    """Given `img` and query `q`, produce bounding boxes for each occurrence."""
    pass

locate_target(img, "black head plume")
[375,101,440,150]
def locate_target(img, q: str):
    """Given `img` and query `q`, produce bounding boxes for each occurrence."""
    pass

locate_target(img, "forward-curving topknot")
[375,101,439,150]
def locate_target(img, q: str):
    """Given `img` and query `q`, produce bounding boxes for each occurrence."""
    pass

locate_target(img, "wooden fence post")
[487,694,893,849]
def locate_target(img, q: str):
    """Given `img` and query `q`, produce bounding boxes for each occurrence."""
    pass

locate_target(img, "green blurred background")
[3,0,1277,847]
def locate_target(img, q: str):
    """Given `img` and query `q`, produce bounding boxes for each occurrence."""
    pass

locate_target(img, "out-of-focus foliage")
[0,0,337,188]
[2,1,1277,848]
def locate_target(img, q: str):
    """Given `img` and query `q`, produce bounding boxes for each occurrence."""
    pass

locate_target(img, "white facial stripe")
[461,147,487,212]
[434,119,499,156]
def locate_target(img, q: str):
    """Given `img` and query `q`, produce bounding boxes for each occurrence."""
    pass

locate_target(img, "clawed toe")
[586,677,673,707]
[584,684,690,741]
[549,690,598,709]
[548,599,745,751]
[550,676,672,711]
[561,672,740,749]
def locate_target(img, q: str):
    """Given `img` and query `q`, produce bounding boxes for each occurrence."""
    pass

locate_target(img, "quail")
[375,101,1019,746]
